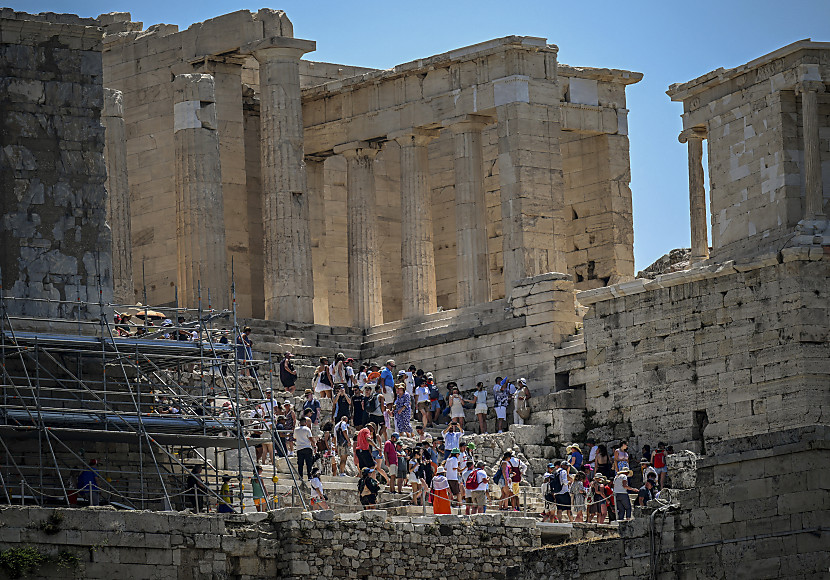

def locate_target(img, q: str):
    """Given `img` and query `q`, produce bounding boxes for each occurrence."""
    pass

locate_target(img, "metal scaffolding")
[0,281,306,512]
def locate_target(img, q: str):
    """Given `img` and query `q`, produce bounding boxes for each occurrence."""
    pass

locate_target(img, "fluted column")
[245,37,316,322]
[305,157,330,325]
[679,127,709,263]
[173,74,229,309]
[795,80,826,221]
[334,141,383,328]
[102,88,134,304]
[391,128,439,319]
[444,115,492,308]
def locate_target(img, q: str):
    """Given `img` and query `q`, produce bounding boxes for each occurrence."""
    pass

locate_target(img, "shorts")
[495,406,507,420]
[338,446,350,460]
[448,480,460,496]
[471,490,486,506]
[359,494,376,506]
[655,466,668,474]
[430,400,441,411]
[254,497,266,508]
[555,492,571,511]
[408,473,418,484]
[511,482,521,495]
[397,462,408,479]
[475,405,487,415]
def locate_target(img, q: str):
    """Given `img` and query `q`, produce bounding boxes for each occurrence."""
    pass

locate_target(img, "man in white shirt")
[294,417,317,480]
[553,460,572,522]
[505,450,525,510]
[470,460,490,514]
[493,377,510,433]
[415,381,432,427]
[445,447,462,505]
[460,459,475,515]
[334,416,351,476]
[614,468,638,521]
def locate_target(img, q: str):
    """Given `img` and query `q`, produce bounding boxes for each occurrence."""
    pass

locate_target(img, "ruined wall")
[0,506,540,580]
[578,249,830,452]
[0,14,113,318]
[517,426,830,579]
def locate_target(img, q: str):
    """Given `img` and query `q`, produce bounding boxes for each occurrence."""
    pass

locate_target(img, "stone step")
[364,305,508,343]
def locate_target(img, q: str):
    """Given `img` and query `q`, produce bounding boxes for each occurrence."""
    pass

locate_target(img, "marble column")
[245,37,316,323]
[444,115,492,307]
[334,142,383,328]
[173,74,229,309]
[102,88,134,305]
[305,156,330,325]
[391,128,439,319]
[679,127,709,263]
[796,80,826,221]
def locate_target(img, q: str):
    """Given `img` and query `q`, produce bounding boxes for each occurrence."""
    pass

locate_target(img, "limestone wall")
[0,506,540,580]
[577,249,830,452]
[0,14,113,318]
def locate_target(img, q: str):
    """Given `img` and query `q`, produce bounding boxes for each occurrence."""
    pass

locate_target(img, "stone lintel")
[441,114,494,131]
[389,127,440,146]
[240,36,315,59]
[333,140,380,156]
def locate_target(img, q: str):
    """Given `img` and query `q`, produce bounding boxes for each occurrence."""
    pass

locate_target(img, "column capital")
[103,87,123,118]
[240,36,316,61]
[333,140,381,160]
[442,114,494,133]
[795,80,826,96]
[678,126,707,144]
[389,127,440,147]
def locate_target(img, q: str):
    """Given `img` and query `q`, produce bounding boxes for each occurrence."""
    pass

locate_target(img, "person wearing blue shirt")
[443,423,463,460]
[380,359,396,390]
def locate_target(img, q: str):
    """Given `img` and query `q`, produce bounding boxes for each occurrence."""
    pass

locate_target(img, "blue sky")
[14,0,830,270]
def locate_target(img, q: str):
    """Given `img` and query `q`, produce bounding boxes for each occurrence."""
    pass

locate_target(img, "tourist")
[330,352,348,390]
[358,467,381,509]
[355,422,377,469]
[651,442,668,489]
[334,415,351,476]
[445,447,462,505]
[552,460,572,522]
[493,377,510,433]
[637,477,656,507]
[319,422,337,475]
[595,444,613,478]
[77,459,100,506]
[309,467,329,510]
[541,463,559,522]
[586,474,609,524]
[274,415,288,459]
[568,444,583,470]
[473,382,489,434]
[443,422,463,460]
[467,460,490,514]
[506,450,525,511]
[279,352,297,394]
[460,459,475,515]
[380,359,396,397]
[614,440,630,474]
[314,357,333,398]
[251,423,265,465]
[217,474,234,513]
[613,468,638,521]
[366,384,386,438]
[352,385,367,427]
[415,377,432,427]
[408,449,426,505]
[302,389,321,429]
[394,383,413,437]
[332,385,352,423]
[446,386,466,429]
[584,439,598,473]
[251,465,267,512]
[294,417,317,480]
[513,378,531,425]
[383,432,400,492]
[344,357,357,393]
[431,466,452,514]
[570,472,587,522]
[394,440,407,494]
[282,400,297,456]
[497,452,513,510]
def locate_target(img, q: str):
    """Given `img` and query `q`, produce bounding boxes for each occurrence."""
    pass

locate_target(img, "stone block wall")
[0,14,113,318]
[577,249,830,452]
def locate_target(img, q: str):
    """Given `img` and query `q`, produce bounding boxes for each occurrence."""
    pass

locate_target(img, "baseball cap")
[391,432,400,439]
[386,359,396,367]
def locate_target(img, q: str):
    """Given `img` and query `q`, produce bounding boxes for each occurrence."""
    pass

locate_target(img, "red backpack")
[465,469,481,490]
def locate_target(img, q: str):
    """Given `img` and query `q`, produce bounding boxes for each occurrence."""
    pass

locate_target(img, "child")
[309,467,329,510]
[251,465,267,512]
[570,472,587,522]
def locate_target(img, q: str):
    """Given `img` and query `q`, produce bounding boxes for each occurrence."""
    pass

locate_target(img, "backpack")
[366,394,379,415]
[357,478,365,493]
[465,469,480,490]
[543,478,556,503]
[492,465,504,485]
[428,384,440,401]
[550,469,564,494]
[510,460,522,483]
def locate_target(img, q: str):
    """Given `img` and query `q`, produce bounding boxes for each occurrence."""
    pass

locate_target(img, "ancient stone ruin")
[0,7,828,579]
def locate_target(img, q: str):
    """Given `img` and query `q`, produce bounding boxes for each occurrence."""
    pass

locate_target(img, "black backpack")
[551,470,564,494]
[367,394,379,415]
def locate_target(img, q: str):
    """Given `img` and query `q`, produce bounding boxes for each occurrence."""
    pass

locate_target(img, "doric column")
[102,88,134,305]
[444,115,492,308]
[334,141,383,328]
[305,156,330,325]
[795,80,826,221]
[495,97,567,295]
[390,128,439,319]
[243,37,316,323]
[173,74,229,309]
[679,127,709,263]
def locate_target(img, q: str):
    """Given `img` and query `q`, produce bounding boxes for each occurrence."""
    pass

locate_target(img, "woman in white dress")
[473,382,489,434]
[314,357,333,398]
[447,386,466,429]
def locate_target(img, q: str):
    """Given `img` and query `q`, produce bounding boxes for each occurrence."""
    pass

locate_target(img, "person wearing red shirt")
[383,432,400,492]
[356,423,377,469]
